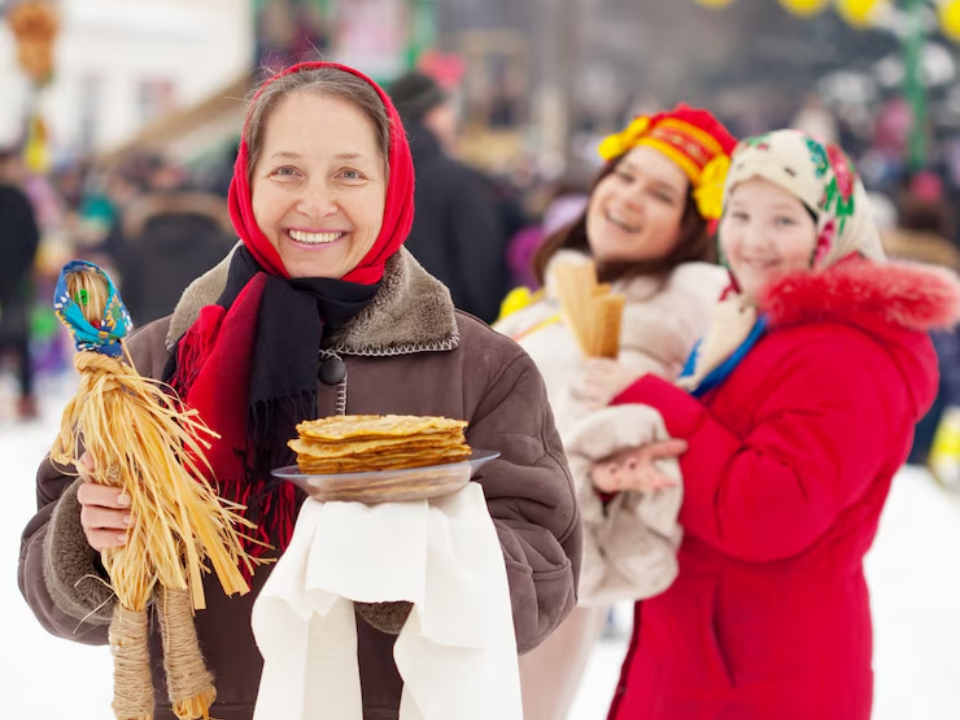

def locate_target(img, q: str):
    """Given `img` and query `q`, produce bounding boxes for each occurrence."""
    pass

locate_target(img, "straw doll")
[49,260,256,720]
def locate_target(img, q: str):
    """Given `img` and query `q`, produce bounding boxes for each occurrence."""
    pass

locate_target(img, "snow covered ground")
[5,377,960,718]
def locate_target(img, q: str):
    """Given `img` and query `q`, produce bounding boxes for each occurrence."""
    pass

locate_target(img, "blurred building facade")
[0,0,251,159]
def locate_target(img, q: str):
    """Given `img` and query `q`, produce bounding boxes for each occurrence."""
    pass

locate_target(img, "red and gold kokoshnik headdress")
[598,104,738,220]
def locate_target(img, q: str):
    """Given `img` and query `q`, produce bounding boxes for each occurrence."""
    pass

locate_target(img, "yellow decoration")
[694,0,737,7]
[598,116,651,161]
[24,113,48,174]
[940,0,960,42]
[778,0,830,18]
[929,407,960,490]
[498,286,540,322]
[835,0,885,28]
[693,154,731,220]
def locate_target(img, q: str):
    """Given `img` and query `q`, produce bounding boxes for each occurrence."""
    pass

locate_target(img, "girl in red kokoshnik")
[496,106,735,720]
[586,129,960,720]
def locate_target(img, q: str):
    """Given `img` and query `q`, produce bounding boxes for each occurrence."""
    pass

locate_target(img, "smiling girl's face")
[719,177,818,299]
[585,145,690,264]
[250,92,387,279]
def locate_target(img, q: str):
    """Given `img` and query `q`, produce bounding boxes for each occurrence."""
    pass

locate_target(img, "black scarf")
[163,246,381,560]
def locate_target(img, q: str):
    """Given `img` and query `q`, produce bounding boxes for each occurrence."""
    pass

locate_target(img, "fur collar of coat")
[166,246,459,355]
[760,257,960,333]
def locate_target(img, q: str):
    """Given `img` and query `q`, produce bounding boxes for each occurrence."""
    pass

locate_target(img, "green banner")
[903,0,928,171]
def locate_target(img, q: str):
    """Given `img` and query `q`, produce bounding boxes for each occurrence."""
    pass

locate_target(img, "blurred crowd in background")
[4,0,960,485]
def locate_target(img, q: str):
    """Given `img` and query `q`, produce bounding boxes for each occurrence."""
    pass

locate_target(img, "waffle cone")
[553,260,625,358]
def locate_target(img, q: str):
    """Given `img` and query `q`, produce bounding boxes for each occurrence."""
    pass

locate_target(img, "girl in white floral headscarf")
[574,129,959,720]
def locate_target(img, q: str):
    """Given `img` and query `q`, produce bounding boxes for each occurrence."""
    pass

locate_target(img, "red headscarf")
[227,61,415,284]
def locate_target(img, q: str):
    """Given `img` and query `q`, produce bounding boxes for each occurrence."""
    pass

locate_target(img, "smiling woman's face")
[584,145,689,264]
[250,92,387,279]
[719,177,819,299]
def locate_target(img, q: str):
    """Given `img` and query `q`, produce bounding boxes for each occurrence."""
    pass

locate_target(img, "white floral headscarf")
[721,129,885,270]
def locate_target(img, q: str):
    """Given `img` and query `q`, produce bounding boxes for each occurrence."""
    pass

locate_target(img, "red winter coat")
[607,258,959,720]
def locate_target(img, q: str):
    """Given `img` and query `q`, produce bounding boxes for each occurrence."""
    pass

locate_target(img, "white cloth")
[251,482,522,720]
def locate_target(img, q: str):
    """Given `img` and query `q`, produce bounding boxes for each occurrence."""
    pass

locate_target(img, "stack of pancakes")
[289,415,472,474]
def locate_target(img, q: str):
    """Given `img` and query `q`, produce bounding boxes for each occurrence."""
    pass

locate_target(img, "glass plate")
[272,449,501,504]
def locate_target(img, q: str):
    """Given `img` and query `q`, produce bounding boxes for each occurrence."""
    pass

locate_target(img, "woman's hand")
[590,439,687,494]
[572,358,643,410]
[75,452,130,551]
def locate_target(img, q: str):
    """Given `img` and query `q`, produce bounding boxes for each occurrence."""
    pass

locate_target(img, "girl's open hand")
[590,439,687,494]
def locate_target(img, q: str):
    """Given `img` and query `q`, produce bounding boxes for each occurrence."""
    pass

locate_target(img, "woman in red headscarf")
[20,62,580,720]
